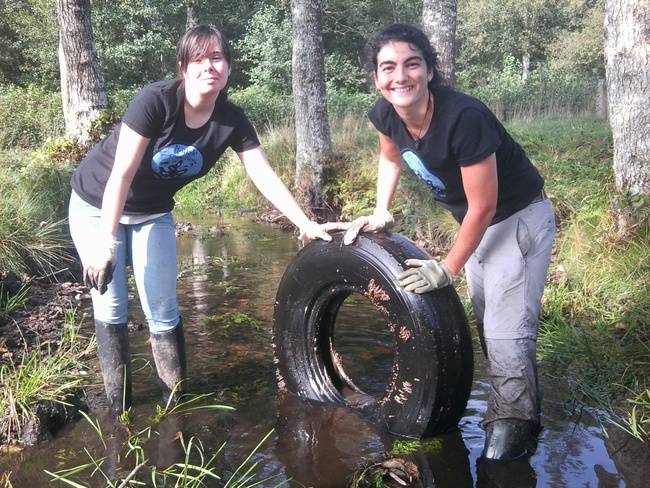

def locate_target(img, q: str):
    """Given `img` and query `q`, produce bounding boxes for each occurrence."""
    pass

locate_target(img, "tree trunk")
[422,0,457,87]
[186,1,200,30]
[522,52,530,83]
[604,0,650,234]
[291,0,331,210]
[57,0,107,143]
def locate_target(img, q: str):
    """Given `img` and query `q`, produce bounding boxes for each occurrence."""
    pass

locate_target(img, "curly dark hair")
[365,24,444,90]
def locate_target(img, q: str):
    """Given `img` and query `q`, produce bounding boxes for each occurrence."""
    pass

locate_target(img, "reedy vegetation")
[44,396,280,487]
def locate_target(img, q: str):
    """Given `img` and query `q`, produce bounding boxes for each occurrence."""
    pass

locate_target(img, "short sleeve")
[228,113,261,153]
[122,85,166,138]
[450,108,502,166]
[367,98,393,137]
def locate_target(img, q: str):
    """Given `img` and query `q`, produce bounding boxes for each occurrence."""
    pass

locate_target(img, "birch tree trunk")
[422,0,457,87]
[291,0,331,210]
[57,0,106,143]
[604,0,650,233]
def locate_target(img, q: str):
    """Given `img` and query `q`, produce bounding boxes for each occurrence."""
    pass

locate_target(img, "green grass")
[390,438,442,456]
[44,404,282,488]
[503,118,650,438]
[0,283,30,316]
[0,143,76,278]
[0,309,94,445]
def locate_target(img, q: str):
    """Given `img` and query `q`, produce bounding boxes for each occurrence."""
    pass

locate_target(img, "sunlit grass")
[0,160,74,278]
[0,209,73,279]
[538,177,650,439]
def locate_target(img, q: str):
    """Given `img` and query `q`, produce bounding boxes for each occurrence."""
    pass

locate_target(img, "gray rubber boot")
[481,338,541,461]
[94,320,132,415]
[482,418,537,461]
[150,319,187,405]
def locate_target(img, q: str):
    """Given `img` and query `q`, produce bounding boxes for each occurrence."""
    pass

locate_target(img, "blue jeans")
[68,191,180,333]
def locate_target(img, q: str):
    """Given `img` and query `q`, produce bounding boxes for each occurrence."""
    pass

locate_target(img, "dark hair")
[365,23,444,89]
[176,24,232,76]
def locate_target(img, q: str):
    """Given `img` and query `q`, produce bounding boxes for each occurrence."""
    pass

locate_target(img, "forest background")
[1,0,649,448]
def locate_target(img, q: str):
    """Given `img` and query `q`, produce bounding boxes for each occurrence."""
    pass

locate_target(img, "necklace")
[408,94,432,150]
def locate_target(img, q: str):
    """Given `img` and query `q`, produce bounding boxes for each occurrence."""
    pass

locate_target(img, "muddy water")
[0,216,642,487]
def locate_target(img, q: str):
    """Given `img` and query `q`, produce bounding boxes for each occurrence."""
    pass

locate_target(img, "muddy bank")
[0,274,93,446]
[0,277,86,362]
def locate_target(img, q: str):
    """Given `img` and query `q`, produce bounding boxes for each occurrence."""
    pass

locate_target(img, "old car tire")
[273,232,473,438]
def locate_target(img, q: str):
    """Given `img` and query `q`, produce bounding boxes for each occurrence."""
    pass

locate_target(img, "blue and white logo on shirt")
[152,144,203,179]
[401,149,447,200]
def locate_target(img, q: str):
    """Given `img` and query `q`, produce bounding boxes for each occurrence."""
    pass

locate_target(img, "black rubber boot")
[150,319,187,405]
[482,419,537,462]
[94,320,132,415]
[476,456,537,487]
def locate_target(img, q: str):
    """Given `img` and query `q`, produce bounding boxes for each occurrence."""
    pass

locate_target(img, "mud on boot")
[150,319,187,405]
[95,320,132,415]
[482,418,539,462]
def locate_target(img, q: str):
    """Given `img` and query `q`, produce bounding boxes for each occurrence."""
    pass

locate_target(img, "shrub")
[229,86,377,129]
[461,65,598,121]
[0,84,64,149]
[229,85,294,128]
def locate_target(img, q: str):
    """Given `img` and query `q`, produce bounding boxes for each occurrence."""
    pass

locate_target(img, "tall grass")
[507,117,650,438]
[0,309,94,444]
[0,139,77,278]
[0,196,73,278]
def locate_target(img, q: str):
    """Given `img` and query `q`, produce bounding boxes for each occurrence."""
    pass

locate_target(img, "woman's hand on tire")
[342,209,394,245]
[298,220,351,245]
[397,259,454,293]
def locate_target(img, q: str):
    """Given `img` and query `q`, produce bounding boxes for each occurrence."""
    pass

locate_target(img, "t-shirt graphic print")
[152,144,204,179]
[401,148,447,200]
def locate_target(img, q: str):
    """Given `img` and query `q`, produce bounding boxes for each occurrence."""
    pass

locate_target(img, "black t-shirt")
[368,87,543,224]
[71,79,260,214]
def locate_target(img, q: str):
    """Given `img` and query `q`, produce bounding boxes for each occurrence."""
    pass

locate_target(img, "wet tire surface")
[273,232,474,438]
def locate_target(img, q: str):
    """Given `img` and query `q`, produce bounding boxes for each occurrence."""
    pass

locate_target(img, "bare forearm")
[100,174,132,237]
[98,123,149,237]
[444,208,494,275]
[375,155,401,211]
[243,156,311,229]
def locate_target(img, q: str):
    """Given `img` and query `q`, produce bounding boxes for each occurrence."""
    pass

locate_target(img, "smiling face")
[374,41,433,112]
[181,40,230,98]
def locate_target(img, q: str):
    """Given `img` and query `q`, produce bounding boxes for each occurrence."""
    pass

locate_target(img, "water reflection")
[332,293,394,399]
[276,395,389,487]
[0,216,641,487]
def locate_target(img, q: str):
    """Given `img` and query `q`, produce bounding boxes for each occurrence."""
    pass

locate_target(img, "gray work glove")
[298,220,352,246]
[342,208,394,245]
[397,259,454,293]
[83,235,119,295]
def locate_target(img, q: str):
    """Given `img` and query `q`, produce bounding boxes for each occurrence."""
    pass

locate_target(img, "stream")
[0,215,643,487]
